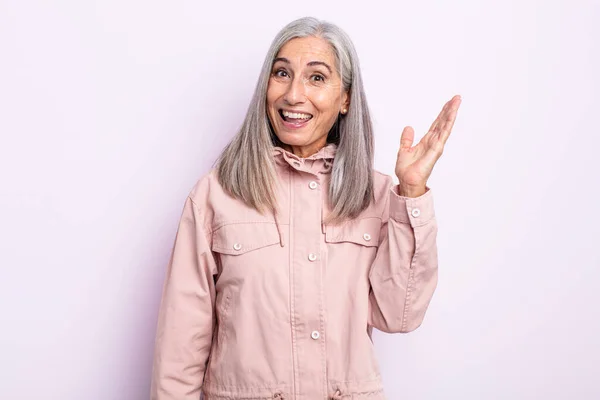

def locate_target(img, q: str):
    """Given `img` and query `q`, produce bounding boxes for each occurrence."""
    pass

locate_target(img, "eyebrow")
[273,57,332,74]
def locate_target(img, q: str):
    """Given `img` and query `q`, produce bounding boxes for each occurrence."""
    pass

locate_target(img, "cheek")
[266,90,276,111]
[312,91,341,120]
[266,80,287,106]
[266,83,279,110]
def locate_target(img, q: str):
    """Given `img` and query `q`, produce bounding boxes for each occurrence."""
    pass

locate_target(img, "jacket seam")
[326,236,380,246]
[319,184,328,399]
[401,267,415,331]
[212,220,289,232]
[380,181,391,220]
[326,217,382,244]
[188,195,214,238]
[329,375,383,384]
[217,290,232,346]
[288,169,300,398]
[377,181,392,248]
[211,241,279,253]
[203,380,292,390]
[409,216,435,228]
[402,222,420,331]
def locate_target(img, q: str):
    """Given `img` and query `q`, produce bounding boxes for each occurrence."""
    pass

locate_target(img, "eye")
[311,74,325,82]
[274,69,289,78]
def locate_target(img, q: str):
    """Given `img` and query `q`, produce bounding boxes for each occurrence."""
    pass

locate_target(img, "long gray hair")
[215,17,374,224]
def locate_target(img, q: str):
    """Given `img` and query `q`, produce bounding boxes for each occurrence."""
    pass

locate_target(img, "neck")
[281,140,328,158]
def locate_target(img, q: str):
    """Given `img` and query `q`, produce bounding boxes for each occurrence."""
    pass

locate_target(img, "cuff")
[389,185,435,227]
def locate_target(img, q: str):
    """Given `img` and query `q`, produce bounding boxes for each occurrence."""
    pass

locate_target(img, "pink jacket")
[151,143,439,400]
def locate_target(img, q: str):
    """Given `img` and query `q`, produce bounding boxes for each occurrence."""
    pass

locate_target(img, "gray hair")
[215,17,374,224]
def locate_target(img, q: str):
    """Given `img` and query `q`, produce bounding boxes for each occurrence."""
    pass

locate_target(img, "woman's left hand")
[395,95,462,197]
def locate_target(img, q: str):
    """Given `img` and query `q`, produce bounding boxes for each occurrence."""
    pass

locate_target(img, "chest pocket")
[211,222,282,255]
[324,216,382,247]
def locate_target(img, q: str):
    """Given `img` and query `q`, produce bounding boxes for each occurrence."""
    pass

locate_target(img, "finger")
[400,126,414,150]
[438,97,462,144]
[439,108,458,144]
[427,100,450,134]
[430,95,462,134]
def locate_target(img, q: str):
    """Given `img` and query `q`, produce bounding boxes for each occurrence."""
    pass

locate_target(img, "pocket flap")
[211,222,281,255]
[325,217,381,247]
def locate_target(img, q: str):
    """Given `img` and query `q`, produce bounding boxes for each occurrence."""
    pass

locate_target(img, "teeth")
[282,110,312,119]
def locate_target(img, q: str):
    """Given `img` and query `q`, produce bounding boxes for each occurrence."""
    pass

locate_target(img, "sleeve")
[150,195,218,399]
[367,183,439,333]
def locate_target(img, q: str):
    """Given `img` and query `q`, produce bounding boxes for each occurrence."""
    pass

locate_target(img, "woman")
[151,17,461,400]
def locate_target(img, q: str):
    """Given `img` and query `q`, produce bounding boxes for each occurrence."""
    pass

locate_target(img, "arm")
[151,195,217,399]
[369,94,461,332]
[368,183,438,333]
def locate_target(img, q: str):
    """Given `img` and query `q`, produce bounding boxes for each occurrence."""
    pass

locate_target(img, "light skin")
[266,36,462,198]
[395,94,462,197]
[266,36,349,158]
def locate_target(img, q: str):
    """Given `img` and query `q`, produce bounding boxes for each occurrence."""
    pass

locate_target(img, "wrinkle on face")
[266,36,349,158]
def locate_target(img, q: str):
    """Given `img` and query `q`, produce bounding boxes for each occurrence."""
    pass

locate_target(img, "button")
[308,181,318,189]
[311,330,320,340]
[363,233,371,241]
[308,253,317,262]
[233,243,242,251]
[411,208,421,218]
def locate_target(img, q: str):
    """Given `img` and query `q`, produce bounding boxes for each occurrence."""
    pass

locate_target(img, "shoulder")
[373,169,394,189]
[182,168,222,231]
[345,169,394,221]
[188,168,220,204]
[373,169,394,203]
[186,167,272,230]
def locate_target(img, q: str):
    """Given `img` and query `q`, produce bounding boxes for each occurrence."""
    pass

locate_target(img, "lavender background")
[1,0,598,398]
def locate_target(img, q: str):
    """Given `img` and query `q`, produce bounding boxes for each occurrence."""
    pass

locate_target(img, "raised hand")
[394,95,462,197]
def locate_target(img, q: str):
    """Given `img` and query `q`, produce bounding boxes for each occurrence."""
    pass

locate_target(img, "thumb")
[400,126,414,150]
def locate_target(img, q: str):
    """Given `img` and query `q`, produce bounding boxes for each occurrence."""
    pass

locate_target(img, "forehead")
[276,36,337,67]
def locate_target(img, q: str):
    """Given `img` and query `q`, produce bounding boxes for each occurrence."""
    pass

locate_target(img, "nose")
[283,76,306,105]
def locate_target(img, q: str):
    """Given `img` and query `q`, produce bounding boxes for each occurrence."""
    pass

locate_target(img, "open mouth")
[279,109,313,127]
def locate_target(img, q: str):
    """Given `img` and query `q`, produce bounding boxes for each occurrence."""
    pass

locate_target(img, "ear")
[341,90,351,114]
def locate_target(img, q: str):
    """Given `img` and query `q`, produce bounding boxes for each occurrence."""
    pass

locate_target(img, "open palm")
[395,95,462,192]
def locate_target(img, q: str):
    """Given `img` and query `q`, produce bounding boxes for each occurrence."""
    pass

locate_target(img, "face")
[266,36,349,158]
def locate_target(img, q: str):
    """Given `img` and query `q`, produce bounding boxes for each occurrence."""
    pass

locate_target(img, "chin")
[275,132,314,147]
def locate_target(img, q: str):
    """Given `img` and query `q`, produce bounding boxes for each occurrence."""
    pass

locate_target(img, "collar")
[273,142,337,174]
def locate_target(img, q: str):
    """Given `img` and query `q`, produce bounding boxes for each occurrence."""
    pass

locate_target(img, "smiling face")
[266,36,349,158]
